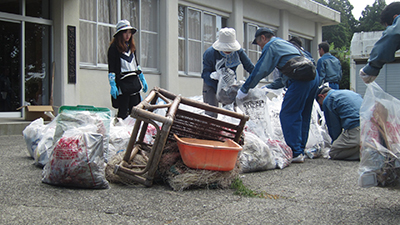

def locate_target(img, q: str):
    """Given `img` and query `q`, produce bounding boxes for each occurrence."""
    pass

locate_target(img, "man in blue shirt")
[316,86,363,160]
[236,28,319,163]
[317,42,342,89]
[202,28,254,117]
[360,2,400,83]
[264,37,315,90]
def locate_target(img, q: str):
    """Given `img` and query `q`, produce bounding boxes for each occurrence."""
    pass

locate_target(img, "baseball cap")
[252,27,275,44]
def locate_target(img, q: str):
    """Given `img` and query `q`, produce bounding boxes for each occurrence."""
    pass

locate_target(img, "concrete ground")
[1,134,399,224]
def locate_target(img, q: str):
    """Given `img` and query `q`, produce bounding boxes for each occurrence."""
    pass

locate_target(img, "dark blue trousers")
[280,76,319,157]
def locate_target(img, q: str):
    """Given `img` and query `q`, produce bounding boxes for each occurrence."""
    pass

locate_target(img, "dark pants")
[202,82,218,118]
[117,92,141,119]
[280,76,319,158]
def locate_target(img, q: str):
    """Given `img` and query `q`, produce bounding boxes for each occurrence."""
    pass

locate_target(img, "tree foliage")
[314,0,356,49]
[329,43,350,90]
[355,0,387,32]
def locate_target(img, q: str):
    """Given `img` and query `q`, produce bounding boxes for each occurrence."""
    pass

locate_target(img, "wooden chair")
[114,87,249,187]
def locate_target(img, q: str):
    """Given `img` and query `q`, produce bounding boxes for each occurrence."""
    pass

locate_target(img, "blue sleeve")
[334,91,362,130]
[324,90,363,141]
[363,16,400,76]
[323,98,342,141]
[265,76,284,89]
[238,49,254,74]
[240,46,277,93]
[201,48,218,90]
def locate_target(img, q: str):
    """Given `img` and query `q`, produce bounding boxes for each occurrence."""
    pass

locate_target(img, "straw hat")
[114,20,137,37]
[212,28,241,52]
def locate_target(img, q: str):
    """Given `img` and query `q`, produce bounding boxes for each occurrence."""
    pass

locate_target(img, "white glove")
[359,68,377,84]
[210,71,219,80]
[236,89,248,100]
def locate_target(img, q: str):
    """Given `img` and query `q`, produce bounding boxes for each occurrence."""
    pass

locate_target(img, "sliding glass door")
[0,0,51,117]
[0,20,21,113]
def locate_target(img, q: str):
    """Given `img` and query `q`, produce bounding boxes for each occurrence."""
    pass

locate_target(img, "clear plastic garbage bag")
[358,82,400,188]
[236,87,274,142]
[240,132,276,172]
[42,128,109,189]
[211,59,242,105]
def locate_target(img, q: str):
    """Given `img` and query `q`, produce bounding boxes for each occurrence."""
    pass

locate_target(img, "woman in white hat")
[201,27,254,118]
[107,20,148,119]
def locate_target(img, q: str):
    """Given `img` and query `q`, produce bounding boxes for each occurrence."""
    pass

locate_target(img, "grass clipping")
[231,177,281,199]
[106,141,241,191]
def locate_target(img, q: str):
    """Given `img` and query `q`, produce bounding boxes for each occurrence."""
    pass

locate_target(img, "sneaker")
[291,154,305,163]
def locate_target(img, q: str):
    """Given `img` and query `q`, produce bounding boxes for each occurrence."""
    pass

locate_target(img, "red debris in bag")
[42,132,109,189]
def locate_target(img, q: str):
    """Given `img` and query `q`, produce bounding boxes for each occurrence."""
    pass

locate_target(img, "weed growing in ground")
[230,177,281,199]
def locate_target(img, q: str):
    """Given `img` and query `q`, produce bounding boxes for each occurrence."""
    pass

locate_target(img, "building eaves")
[255,0,341,26]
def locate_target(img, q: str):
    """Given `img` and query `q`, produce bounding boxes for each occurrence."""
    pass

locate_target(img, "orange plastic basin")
[173,134,242,171]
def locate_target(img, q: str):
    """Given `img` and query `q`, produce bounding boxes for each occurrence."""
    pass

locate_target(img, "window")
[244,23,261,67]
[244,23,277,81]
[79,0,159,70]
[0,0,52,112]
[178,5,227,75]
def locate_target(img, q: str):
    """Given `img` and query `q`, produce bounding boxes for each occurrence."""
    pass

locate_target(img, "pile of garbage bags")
[23,109,113,189]
[23,81,400,189]
[235,87,331,172]
[22,107,159,189]
[23,86,332,189]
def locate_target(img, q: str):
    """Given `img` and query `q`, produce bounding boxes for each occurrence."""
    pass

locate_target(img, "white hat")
[212,28,241,52]
[114,20,137,37]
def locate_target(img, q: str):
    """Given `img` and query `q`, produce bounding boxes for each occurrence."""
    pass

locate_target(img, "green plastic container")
[59,105,111,115]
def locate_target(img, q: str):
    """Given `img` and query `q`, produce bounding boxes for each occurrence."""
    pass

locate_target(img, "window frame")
[136,0,160,73]
[178,5,227,77]
[79,0,159,72]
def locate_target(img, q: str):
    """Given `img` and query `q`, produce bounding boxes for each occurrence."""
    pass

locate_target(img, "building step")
[0,118,32,136]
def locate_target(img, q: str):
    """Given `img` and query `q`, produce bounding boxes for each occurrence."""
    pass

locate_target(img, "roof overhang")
[255,0,341,26]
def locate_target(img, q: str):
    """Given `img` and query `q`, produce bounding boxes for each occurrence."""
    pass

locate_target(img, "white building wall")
[184,0,233,14]
[288,14,315,38]
[243,1,280,27]
[52,0,82,108]
[52,0,340,111]
[313,22,322,61]
[52,2,63,108]
[62,1,80,107]
[160,0,179,94]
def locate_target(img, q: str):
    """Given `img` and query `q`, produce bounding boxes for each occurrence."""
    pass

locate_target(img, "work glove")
[137,66,148,93]
[210,71,219,80]
[139,73,148,93]
[359,68,377,84]
[138,65,148,93]
[108,73,118,99]
[236,89,248,100]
